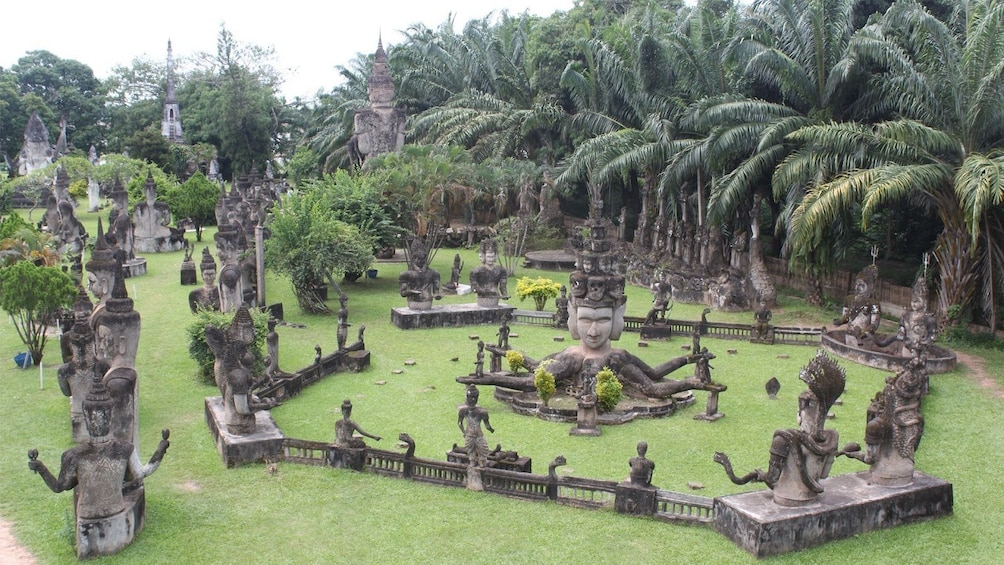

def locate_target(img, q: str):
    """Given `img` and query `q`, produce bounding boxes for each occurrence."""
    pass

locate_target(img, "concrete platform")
[713,471,953,557]
[205,397,284,467]
[391,303,515,329]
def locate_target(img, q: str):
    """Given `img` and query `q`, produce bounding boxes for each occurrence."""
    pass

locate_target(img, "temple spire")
[161,39,184,143]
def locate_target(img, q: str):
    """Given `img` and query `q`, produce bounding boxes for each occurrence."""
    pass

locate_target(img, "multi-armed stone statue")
[29,371,170,559]
[460,215,720,402]
[840,352,926,486]
[398,238,442,310]
[469,238,508,307]
[832,263,882,345]
[714,351,845,506]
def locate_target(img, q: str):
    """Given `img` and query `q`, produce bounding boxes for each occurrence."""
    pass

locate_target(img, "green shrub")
[506,349,525,373]
[595,366,622,412]
[533,362,556,406]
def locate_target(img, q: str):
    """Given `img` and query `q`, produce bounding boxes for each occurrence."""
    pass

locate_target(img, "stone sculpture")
[133,172,186,253]
[107,179,136,265]
[444,253,463,291]
[628,441,655,487]
[833,264,882,345]
[28,371,170,559]
[714,350,845,506]
[334,399,382,448]
[751,300,774,344]
[460,216,722,401]
[215,228,245,313]
[398,238,442,310]
[840,353,925,486]
[553,285,569,328]
[643,275,673,325]
[469,239,508,307]
[57,314,97,443]
[189,247,221,313]
[458,384,494,490]
[205,306,276,434]
[346,38,406,166]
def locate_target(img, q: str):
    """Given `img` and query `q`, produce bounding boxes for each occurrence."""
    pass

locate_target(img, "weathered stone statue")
[334,399,382,448]
[189,247,221,312]
[107,179,136,265]
[458,384,494,490]
[714,351,845,506]
[643,274,673,325]
[880,276,937,358]
[205,306,276,434]
[461,217,722,401]
[265,316,280,380]
[840,353,925,486]
[215,228,245,313]
[470,239,508,307]
[133,172,186,253]
[628,441,656,487]
[553,285,569,328]
[17,110,54,175]
[28,371,170,559]
[398,238,442,310]
[751,300,774,344]
[346,38,406,166]
[444,253,463,292]
[833,264,882,345]
[57,315,97,443]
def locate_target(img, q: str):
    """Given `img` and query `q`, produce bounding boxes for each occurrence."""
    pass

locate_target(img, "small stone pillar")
[569,396,601,436]
[694,389,724,421]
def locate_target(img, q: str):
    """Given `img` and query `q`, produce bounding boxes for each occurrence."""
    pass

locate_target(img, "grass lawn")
[1,209,1002,564]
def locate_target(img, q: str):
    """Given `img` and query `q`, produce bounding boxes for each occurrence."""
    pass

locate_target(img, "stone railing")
[278,438,715,526]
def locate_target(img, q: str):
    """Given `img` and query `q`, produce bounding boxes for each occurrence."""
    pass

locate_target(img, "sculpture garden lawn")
[1,211,1002,563]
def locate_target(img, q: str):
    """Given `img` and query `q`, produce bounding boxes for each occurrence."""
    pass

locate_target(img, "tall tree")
[780,0,1004,327]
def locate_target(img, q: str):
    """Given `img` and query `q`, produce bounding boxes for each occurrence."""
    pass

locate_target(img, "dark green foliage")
[0,261,76,363]
[299,170,403,252]
[186,307,269,386]
[165,172,220,241]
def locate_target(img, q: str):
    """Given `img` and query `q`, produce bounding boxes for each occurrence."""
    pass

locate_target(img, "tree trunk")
[747,195,776,307]
[934,227,976,328]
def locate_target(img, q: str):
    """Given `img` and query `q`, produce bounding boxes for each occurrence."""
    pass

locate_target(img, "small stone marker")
[776,354,790,359]
[553,336,565,342]
[450,357,459,362]
[688,482,705,490]
[404,359,416,366]
[510,333,519,338]
[391,369,403,375]
[727,349,737,354]
[375,380,387,385]
[681,345,691,351]
[469,335,480,340]
[638,341,649,348]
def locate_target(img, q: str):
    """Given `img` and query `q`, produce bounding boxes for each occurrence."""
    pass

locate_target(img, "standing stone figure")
[458,384,494,491]
[841,353,925,486]
[28,371,170,559]
[553,285,569,328]
[444,253,464,291]
[643,274,673,325]
[398,238,442,310]
[469,239,508,307]
[714,351,845,506]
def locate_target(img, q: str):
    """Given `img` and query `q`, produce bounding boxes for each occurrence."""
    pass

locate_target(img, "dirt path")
[0,517,35,565]
[952,349,1004,399]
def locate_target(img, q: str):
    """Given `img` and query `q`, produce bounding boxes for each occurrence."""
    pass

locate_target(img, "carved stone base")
[122,258,147,278]
[392,303,515,329]
[180,265,197,285]
[204,397,284,467]
[327,446,366,471]
[713,471,953,557]
[76,486,145,559]
[615,482,657,515]
[640,324,672,340]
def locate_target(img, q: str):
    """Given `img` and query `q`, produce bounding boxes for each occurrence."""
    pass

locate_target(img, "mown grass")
[1,209,1002,564]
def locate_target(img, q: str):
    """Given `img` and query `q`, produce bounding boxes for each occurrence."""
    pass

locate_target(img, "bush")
[187,308,270,385]
[506,349,525,373]
[595,367,622,412]
[533,362,556,406]
[515,276,562,311]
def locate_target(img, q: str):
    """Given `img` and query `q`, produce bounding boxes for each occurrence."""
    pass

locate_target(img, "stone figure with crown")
[204,306,276,434]
[399,237,442,310]
[469,238,508,307]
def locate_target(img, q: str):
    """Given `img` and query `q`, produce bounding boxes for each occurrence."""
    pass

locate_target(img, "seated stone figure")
[399,238,442,310]
[833,264,882,345]
[628,441,656,487]
[334,399,381,448]
[132,172,186,253]
[751,300,774,344]
[28,371,170,559]
[714,351,845,506]
[469,239,508,307]
[840,352,925,486]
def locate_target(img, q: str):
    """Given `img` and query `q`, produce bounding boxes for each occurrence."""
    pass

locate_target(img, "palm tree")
[780,0,1004,326]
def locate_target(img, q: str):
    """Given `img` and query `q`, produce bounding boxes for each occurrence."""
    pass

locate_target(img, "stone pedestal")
[76,487,145,559]
[615,482,657,515]
[694,390,724,421]
[391,303,515,329]
[713,471,953,557]
[122,258,147,278]
[327,446,366,471]
[204,397,284,467]
[569,398,601,436]
[180,264,197,285]
[640,324,672,340]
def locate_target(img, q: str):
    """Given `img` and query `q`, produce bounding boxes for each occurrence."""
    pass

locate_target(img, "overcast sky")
[3,0,576,101]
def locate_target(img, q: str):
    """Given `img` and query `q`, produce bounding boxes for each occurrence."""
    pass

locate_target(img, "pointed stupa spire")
[368,35,394,108]
[161,39,184,143]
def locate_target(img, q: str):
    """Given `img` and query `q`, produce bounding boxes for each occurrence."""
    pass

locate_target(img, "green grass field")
[1,210,1002,564]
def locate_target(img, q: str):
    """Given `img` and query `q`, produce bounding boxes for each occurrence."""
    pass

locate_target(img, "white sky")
[3,0,576,101]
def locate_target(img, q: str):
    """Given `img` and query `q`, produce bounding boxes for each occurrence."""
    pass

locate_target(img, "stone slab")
[713,471,953,558]
[205,397,284,467]
[640,324,672,340]
[391,303,515,329]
